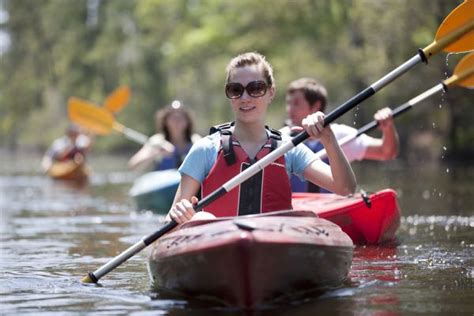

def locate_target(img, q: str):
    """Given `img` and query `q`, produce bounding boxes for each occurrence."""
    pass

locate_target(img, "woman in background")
[128,101,200,171]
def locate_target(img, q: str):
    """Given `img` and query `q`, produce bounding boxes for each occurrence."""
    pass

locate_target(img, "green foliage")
[0,0,472,161]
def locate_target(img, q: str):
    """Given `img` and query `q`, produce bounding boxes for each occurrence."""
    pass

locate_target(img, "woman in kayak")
[128,101,201,171]
[167,52,356,224]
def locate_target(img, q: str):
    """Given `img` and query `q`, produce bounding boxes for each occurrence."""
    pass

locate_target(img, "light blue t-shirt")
[179,131,318,183]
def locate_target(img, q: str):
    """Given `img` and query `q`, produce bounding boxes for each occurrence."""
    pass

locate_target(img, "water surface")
[1,151,473,315]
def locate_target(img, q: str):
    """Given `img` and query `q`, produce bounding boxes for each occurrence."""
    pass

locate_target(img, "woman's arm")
[128,134,175,170]
[165,174,200,223]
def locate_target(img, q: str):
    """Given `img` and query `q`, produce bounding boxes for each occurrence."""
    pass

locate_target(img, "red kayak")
[148,211,353,309]
[292,189,400,245]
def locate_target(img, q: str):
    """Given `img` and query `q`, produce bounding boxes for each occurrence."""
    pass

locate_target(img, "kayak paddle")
[68,97,149,145]
[315,52,474,160]
[103,85,131,114]
[429,0,473,55]
[80,2,474,284]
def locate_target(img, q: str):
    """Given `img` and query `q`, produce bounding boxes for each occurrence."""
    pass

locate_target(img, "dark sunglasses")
[225,80,268,99]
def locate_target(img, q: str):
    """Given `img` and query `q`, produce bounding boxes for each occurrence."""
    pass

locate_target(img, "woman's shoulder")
[191,132,220,150]
[191,133,202,144]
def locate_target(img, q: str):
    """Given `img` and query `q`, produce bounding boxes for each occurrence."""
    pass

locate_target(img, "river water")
[1,150,473,315]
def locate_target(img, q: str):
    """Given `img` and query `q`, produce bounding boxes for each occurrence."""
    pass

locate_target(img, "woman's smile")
[239,104,257,112]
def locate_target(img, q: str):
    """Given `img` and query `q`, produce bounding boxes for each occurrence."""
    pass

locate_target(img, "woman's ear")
[269,86,276,100]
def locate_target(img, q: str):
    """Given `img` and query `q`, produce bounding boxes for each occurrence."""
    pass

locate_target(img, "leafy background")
[1,0,472,163]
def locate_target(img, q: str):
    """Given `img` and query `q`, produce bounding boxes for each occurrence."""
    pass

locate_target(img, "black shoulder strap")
[209,123,282,164]
[265,126,282,152]
[209,121,234,135]
[209,122,236,165]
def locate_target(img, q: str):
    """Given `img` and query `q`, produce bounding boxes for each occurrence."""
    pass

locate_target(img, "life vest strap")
[209,122,283,166]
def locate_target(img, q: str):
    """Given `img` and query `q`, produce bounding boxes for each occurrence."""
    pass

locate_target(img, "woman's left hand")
[168,196,199,224]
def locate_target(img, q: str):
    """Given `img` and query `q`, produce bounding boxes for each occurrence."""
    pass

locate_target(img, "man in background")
[282,77,399,192]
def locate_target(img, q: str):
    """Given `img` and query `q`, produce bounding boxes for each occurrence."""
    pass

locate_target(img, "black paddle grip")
[144,221,178,245]
[325,87,375,126]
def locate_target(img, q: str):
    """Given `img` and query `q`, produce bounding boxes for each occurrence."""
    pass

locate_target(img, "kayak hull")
[129,169,180,213]
[47,160,89,181]
[148,214,353,308]
[292,189,401,245]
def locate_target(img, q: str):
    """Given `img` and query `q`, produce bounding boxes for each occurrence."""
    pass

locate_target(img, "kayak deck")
[130,171,400,245]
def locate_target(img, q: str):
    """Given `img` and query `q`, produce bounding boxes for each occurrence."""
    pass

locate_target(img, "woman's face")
[227,65,274,125]
[165,111,188,135]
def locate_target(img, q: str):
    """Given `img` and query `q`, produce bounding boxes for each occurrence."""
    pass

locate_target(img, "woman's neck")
[168,131,188,147]
[233,121,267,144]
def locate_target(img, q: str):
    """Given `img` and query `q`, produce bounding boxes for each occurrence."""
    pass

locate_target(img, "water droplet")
[92,217,103,224]
[422,190,430,200]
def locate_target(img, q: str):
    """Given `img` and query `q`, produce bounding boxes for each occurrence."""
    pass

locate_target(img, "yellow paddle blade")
[103,85,131,113]
[435,0,474,53]
[445,52,474,88]
[68,97,115,135]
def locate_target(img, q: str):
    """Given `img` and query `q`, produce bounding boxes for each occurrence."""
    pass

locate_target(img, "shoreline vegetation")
[1,1,473,164]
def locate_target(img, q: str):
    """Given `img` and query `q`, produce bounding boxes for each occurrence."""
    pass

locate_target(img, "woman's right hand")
[169,196,199,224]
[302,111,331,142]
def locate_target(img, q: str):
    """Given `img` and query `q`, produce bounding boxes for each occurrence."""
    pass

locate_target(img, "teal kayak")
[129,169,181,213]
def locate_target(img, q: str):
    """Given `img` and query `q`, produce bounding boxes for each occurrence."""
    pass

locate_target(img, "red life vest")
[201,123,293,217]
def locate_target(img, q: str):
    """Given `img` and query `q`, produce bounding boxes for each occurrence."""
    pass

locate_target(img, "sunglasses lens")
[247,81,267,97]
[225,81,268,99]
[225,83,244,99]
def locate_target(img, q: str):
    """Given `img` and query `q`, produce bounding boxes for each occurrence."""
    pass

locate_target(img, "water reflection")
[1,153,473,315]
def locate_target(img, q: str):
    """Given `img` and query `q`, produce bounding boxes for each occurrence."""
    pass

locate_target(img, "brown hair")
[287,77,328,112]
[225,52,275,87]
[155,101,194,142]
